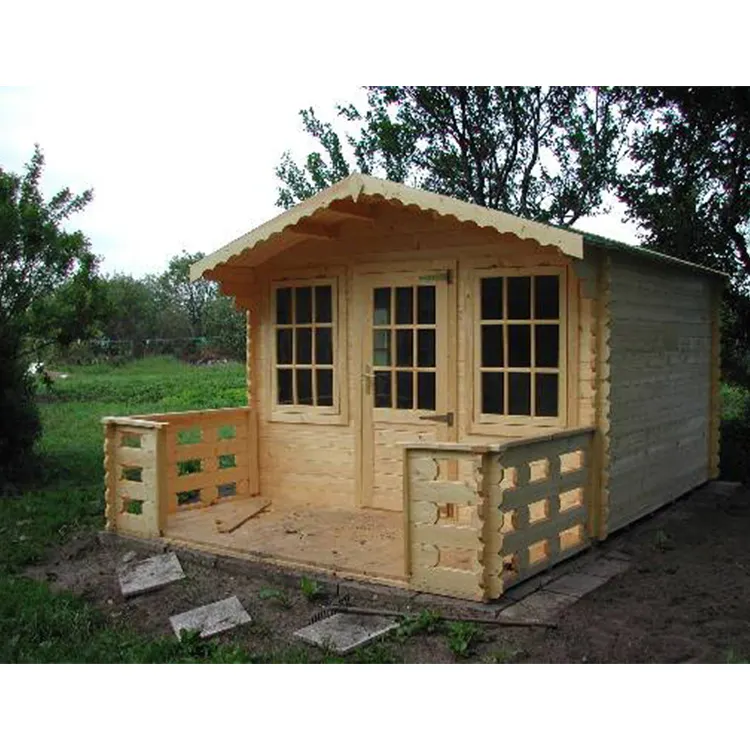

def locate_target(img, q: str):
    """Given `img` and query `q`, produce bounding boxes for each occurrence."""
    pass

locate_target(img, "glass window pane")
[296,327,312,364]
[277,369,293,405]
[535,374,558,417]
[295,287,312,324]
[535,276,559,320]
[296,369,313,406]
[374,371,391,408]
[373,330,391,366]
[507,276,531,319]
[373,288,390,325]
[276,287,292,324]
[396,329,414,367]
[395,287,413,325]
[481,277,503,320]
[482,372,504,414]
[396,371,413,409]
[417,329,436,367]
[276,328,292,365]
[417,372,436,410]
[417,286,436,324]
[315,285,332,323]
[535,324,559,368]
[508,324,531,367]
[316,369,333,407]
[481,324,503,367]
[315,327,333,365]
[508,372,531,415]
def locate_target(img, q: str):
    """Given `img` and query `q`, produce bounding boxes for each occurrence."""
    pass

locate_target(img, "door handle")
[362,365,374,395]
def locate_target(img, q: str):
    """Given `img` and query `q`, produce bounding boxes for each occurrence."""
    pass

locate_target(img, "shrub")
[0,331,41,485]
[720,383,750,485]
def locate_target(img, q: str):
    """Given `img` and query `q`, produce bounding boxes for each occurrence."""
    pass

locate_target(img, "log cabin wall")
[604,250,718,534]
[242,202,598,511]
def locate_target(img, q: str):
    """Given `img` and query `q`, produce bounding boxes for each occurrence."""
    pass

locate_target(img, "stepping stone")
[294,613,399,655]
[117,552,185,597]
[580,557,631,580]
[545,572,607,599]
[497,590,577,625]
[170,596,252,639]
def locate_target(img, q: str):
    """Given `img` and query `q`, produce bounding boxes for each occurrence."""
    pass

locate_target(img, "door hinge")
[418,270,452,284]
[419,411,454,427]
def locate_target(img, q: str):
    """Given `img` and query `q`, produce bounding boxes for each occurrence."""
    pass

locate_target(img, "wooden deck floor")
[164,498,406,583]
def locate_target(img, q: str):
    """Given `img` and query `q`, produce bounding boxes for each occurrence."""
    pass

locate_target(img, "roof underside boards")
[189,173,583,282]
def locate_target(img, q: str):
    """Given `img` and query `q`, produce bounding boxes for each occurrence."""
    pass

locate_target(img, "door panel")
[360,268,456,510]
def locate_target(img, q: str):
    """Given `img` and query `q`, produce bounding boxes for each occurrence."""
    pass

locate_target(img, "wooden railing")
[103,407,259,538]
[403,427,596,601]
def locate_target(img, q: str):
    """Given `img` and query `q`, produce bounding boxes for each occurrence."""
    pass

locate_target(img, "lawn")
[0,357,253,662]
[2,357,749,663]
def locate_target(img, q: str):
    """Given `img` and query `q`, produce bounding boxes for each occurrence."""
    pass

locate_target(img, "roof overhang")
[190,173,583,282]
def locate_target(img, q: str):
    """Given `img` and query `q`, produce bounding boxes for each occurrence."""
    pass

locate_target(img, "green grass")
[4,361,748,662]
[0,356,254,663]
[722,383,750,421]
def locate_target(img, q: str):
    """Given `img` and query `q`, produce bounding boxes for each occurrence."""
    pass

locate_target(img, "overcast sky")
[1,0,738,280]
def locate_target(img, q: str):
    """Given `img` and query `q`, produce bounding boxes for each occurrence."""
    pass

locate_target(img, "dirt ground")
[25,481,750,663]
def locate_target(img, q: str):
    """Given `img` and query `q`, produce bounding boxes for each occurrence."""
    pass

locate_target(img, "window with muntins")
[273,281,336,408]
[476,271,564,421]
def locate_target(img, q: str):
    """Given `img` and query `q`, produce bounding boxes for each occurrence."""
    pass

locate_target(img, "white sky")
[0,3,739,279]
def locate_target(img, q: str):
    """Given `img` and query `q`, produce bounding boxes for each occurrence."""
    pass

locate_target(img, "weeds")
[299,576,324,601]
[258,587,292,609]
[445,621,483,658]
[396,609,443,639]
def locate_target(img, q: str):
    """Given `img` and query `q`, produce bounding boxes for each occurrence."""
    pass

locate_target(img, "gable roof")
[190,172,727,282]
[190,173,583,281]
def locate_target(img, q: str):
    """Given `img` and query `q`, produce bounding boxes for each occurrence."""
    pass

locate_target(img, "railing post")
[155,424,168,534]
[103,422,117,532]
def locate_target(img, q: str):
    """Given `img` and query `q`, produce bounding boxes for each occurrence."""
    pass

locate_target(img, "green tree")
[156,250,216,338]
[616,87,750,283]
[276,86,627,226]
[615,87,750,384]
[0,145,96,478]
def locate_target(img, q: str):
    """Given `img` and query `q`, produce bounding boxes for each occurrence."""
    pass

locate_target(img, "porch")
[103,406,596,601]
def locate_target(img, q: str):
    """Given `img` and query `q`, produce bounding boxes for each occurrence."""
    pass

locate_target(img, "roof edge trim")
[190,173,583,281]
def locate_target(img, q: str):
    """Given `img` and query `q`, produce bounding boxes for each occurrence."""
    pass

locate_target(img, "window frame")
[266,269,348,425]
[470,266,568,432]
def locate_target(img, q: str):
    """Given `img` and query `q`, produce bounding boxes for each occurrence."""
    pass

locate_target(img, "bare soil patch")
[25,483,750,663]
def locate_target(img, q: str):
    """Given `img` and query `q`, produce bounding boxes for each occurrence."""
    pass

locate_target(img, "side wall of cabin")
[604,250,720,534]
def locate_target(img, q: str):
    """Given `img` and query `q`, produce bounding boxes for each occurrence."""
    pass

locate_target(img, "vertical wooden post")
[155,424,168,534]
[402,446,413,579]
[248,408,260,496]
[708,283,722,480]
[103,422,117,532]
[592,253,612,541]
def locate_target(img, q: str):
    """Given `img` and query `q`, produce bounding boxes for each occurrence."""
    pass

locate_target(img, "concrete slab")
[579,557,631,580]
[117,552,185,597]
[294,613,399,654]
[603,549,633,562]
[497,590,577,625]
[704,480,742,497]
[545,572,607,599]
[170,596,252,639]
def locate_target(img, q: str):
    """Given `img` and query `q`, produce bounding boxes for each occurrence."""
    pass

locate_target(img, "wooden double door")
[358,265,457,510]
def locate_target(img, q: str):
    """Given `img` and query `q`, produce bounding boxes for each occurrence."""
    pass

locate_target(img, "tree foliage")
[0,145,96,479]
[616,87,750,285]
[614,87,750,385]
[276,86,627,226]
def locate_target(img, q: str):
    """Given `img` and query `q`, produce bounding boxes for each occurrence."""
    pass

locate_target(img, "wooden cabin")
[103,174,724,601]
